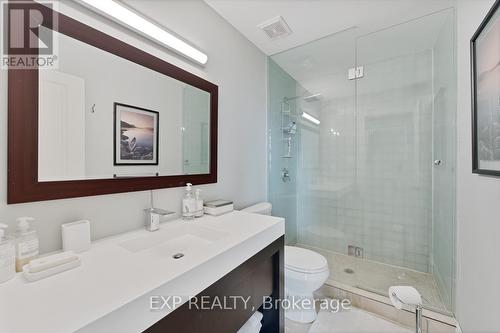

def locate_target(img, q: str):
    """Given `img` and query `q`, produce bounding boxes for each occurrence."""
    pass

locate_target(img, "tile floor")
[285,307,412,333]
[297,244,448,313]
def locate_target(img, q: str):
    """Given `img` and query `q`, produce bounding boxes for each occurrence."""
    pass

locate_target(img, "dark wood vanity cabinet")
[144,237,284,333]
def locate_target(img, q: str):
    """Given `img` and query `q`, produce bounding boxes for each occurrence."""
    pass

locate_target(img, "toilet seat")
[285,246,328,274]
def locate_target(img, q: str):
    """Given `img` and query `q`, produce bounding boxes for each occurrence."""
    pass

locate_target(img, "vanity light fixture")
[78,0,208,65]
[302,112,320,125]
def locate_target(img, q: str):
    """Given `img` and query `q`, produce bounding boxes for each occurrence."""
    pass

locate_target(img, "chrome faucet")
[144,190,175,231]
[144,208,175,232]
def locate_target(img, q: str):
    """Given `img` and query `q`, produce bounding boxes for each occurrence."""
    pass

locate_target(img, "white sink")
[118,224,228,256]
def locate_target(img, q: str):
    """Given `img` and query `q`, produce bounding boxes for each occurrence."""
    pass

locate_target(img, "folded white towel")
[26,251,79,273]
[237,311,263,333]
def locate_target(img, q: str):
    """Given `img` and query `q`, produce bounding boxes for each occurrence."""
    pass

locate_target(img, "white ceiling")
[270,7,454,99]
[204,0,455,55]
[204,0,455,103]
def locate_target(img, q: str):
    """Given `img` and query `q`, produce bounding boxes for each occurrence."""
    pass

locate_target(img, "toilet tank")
[241,202,272,215]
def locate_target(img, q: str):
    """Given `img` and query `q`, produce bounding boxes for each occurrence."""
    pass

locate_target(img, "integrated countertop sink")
[0,211,285,333]
[118,224,228,256]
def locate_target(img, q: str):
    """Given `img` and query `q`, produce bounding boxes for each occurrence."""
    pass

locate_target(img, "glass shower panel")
[355,20,434,273]
[267,7,455,316]
[270,30,359,286]
[268,58,299,245]
[354,10,455,312]
[430,9,456,313]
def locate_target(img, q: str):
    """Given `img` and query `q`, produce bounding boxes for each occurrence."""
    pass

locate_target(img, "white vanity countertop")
[0,211,284,333]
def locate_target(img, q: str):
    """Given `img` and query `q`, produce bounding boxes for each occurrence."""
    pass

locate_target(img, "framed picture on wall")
[471,0,500,175]
[114,103,159,165]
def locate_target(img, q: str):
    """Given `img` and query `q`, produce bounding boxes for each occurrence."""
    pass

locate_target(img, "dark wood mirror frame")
[7,1,218,204]
[471,0,500,176]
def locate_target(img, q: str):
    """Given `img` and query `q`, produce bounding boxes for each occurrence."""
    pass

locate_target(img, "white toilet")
[241,202,330,324]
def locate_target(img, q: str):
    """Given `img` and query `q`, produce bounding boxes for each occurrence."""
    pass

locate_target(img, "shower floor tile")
[296,244,448,313]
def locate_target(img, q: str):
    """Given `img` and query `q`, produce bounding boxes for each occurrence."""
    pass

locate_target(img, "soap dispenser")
[15,217,39,272]
[195,189,203,218]
[0,224,15,283]
[182,183,196,220]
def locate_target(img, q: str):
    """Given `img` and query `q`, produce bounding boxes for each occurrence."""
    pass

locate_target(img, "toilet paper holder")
[388,286,423,333]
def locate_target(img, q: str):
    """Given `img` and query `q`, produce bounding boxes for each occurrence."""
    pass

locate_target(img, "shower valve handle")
[281,168,291,182]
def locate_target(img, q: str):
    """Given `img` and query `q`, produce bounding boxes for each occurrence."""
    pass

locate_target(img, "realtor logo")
[1,1,58,69]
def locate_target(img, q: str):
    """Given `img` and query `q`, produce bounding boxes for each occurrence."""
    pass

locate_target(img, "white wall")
[455,0,499,332]
[0,0,267,253]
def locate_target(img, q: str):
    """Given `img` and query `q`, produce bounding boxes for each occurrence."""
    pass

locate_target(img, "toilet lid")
[285,246,328,273]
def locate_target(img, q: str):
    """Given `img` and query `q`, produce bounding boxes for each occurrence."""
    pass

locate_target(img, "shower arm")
[283,93,321,103]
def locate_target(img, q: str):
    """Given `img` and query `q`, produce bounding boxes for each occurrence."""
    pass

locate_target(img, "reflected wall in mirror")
[8,2,217,203]
[38,28,210,182]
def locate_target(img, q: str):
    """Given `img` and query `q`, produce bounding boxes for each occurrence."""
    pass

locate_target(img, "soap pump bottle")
[182,183,196,220]
[0,224,15,283]
[15,217,39,272]
[195,189,204,218]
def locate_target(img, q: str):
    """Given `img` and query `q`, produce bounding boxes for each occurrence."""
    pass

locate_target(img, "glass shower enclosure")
[268,9,456,314]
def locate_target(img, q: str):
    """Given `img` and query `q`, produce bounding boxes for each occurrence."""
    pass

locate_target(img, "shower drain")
[344,268,355,274]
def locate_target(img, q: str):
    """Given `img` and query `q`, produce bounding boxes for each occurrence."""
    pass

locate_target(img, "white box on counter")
[204,200,234,216]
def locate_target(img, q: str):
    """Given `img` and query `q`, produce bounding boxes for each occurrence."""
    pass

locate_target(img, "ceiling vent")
[258,16,292,40]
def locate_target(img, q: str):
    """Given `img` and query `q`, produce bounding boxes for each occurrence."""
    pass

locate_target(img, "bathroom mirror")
[38,27,211,181]
[8,2,218,203]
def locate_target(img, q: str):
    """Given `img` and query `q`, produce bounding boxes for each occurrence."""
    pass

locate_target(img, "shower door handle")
[434,160,443,166]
